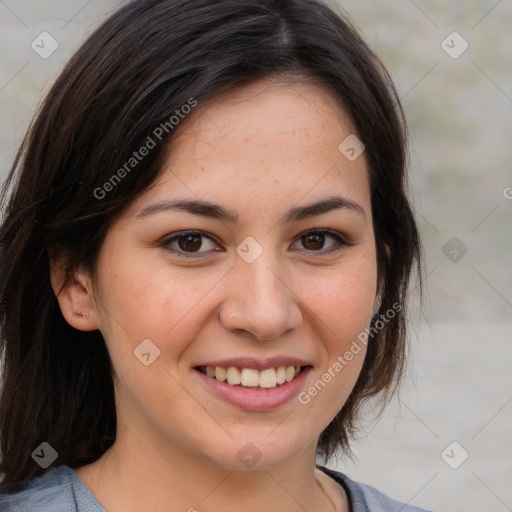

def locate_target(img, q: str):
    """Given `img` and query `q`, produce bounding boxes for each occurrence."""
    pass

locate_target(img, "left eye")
[161,229,350,258]
[291,229,349,253]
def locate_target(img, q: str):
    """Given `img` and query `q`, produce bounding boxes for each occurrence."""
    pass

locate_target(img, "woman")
[0,0,429,510]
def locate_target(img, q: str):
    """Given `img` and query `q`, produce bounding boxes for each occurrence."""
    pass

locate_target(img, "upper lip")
[195,356,313,370]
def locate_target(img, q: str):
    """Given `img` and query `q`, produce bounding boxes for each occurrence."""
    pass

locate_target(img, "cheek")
[94,246,222,359]
[299,257,377,341]
[297,270,375,419]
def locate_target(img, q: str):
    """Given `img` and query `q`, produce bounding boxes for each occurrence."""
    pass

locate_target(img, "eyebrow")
[136,195,366,223]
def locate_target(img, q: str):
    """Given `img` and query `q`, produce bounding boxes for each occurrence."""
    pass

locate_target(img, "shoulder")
[0,465,104,512]
[317,465,436,512]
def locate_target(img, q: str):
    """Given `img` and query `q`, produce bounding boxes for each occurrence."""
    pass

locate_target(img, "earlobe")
[373,243,391,315]
[49,252,100,332]
[372,290,382,317]
[385,243,391,261]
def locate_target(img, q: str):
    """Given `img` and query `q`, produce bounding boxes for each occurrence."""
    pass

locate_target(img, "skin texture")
[50,76,379,512]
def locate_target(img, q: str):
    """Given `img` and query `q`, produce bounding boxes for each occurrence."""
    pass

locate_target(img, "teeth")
[240,368,259,387]
[276,366,286,384]
[258,368,277,388]
[226,367,241,385]
[215,367,227,382]
[203,365,302,389]
[285,366,295,382]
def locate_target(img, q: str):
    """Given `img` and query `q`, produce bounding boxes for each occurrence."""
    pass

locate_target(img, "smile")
[196,365,303,390]
[194,362,313,411]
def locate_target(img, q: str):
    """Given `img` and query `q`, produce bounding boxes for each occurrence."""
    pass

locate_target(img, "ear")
[373,243,391,315]
[49,251,100,332]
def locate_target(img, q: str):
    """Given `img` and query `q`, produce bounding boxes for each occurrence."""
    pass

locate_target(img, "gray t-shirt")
[0,464,434,511]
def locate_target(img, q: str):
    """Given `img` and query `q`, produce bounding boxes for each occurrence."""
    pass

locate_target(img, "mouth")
[195,365,308,390]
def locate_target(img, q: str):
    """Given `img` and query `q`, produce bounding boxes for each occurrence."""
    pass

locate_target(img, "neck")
[74,422,344,512]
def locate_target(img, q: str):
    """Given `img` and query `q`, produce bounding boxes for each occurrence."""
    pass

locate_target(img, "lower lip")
[194,367,312,412]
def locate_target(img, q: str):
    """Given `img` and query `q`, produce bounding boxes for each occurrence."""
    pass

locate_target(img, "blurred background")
[1,1,511,511]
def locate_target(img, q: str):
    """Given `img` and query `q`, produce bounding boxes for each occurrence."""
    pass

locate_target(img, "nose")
[219,252,302,341]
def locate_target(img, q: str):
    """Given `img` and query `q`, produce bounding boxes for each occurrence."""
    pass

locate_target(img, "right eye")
[161,230,222,258]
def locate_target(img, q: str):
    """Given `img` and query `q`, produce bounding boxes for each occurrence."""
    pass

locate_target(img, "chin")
[198,428,315,472]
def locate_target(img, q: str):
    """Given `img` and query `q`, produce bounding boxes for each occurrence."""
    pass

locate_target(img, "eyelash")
[160,229,353,258]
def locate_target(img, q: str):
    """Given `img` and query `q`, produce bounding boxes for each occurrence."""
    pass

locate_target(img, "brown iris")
[301,232,325,250]
[178,234,202,252]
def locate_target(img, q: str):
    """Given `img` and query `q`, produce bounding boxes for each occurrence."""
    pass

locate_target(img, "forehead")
[171,76,356,159]
[126,76,370,221]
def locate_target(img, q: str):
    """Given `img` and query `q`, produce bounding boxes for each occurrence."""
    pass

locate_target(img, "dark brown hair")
[0,0,422,490]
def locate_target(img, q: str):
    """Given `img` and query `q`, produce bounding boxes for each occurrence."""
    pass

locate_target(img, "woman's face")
[87,77,377,470]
